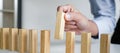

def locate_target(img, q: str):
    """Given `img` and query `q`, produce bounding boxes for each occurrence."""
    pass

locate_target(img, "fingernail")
[66,13,71,20]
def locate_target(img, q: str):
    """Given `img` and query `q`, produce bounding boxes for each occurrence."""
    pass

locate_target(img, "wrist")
[87,20,98,36]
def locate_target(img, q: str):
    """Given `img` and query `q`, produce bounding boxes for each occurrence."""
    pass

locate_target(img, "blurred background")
[0,0,120,43]
[0,0,120,53]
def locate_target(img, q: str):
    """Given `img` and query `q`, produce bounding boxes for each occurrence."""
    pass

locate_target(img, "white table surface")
[0,39,120,53]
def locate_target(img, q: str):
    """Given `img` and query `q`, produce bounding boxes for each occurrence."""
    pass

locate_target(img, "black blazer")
[111,18,120,44]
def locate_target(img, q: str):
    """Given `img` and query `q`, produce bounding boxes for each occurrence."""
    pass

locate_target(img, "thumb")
[65,13,78,22]
[64,13,72,21]
[65,12,85,22]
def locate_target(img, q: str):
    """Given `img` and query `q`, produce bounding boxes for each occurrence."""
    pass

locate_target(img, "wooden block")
[0,28,1,48]
[19,29,27,53]
[29,30,38,53]
[9,28,18,51]
[100,34,110,53]
[0,28,9,49]
[81,32,91,53]
[41,30,50,53]
[66,32,75,53]
[54,11,65,40]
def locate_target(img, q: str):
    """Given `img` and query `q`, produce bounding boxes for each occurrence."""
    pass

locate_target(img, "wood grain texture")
[81,32,91,53]
[55,11,65,40]
[41,30,50,53]
[0,28,9,49]
[9,28,18,51]
[0,28,1,49]
[66,32,75,53]
[29,30,38,53]
[19,29,27,53]
[100,34,110,53]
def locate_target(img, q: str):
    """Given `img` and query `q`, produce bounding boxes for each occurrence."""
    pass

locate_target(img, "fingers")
[57,4,83,22]
[65,24,77,29]
[57,4,74,13]
[65,21,76,25]
[64,21,86,35]
[64,28,81,35]
[65,21,77,29]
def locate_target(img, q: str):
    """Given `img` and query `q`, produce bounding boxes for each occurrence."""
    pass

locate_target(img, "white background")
[0,0,120,53]
[0,0,119,43]
[0,0,3,27]
[22,0,120,43]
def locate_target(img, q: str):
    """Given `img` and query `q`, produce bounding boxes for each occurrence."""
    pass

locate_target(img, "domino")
[0,28,9,49]
[81,32,91,53]
[66,32,75,53]
[100,34,110,53]
[0,28,1,49]
[55,11,65,40]
[18,29,27,53]
[9,28,18,51]
[0,27,111,53]
[29,29,38,53]
[41,30,50,53]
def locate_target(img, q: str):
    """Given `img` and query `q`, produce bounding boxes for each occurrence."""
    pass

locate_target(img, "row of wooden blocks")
[55,11,109,53]
[0,28,110,53]
[0,28,38,53]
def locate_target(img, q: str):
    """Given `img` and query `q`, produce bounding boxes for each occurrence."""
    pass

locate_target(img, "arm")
[57,0,116,37]
[89,0,116,38]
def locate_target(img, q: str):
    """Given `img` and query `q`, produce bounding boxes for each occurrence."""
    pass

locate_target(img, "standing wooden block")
[9,28,18,51]
[29,30,38,53]
[66,32,75,53]
[100,34,110,53]
[41,30,50,53]
[0,28,9,49]
[0,28,2,49]
[81,32,91,53]
[55,11,65,40]
[19,29,27,53]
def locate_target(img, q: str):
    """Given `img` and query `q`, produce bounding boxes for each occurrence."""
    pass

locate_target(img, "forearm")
[89,0,116,38]
[85,20,98,36]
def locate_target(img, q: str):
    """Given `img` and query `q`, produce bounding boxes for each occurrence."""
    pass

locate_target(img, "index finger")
[57,4,74,13]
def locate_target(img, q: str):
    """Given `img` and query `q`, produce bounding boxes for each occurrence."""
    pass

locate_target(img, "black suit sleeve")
[111,18,120,44]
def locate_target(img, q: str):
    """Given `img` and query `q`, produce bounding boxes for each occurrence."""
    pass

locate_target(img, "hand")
[64,12,89,35]
[57,4,98,36]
